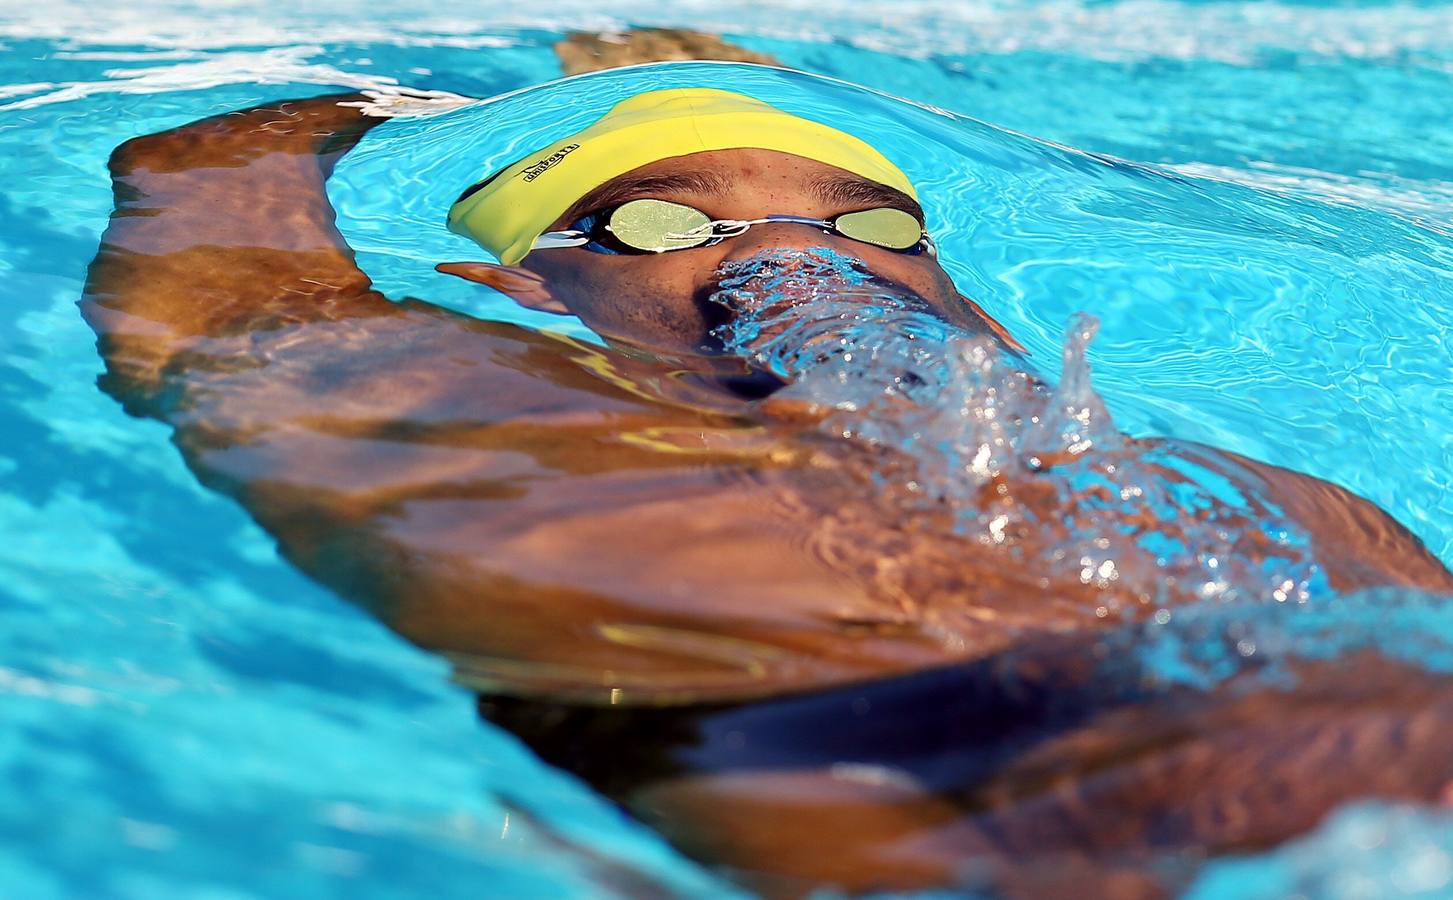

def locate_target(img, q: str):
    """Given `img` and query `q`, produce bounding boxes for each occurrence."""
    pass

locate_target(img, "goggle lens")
[833,207,924,251]
[607,199,714,252]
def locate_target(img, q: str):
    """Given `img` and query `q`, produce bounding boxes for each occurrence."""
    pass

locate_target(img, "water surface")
[5,2,1453,897]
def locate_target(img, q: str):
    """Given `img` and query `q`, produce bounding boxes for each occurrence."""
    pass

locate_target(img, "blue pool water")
[3,1,1453,896]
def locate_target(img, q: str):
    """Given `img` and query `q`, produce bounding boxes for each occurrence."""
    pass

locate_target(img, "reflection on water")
[712,247,1323,618]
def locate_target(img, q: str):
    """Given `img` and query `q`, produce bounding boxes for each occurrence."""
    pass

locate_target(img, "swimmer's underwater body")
[82,68,1453,899]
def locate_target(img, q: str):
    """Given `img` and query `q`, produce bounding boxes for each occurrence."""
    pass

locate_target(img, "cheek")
[618,270,710,332]
[858,251,956,302]
[871,257,984,327]
[904,258,958,299]
[564,259,721,348]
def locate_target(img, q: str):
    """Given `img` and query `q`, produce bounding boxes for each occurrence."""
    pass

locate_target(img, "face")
[442,149,1020,357]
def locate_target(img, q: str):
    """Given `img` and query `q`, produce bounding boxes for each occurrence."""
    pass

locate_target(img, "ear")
[435,262,569,315]
[958,293,1027,355]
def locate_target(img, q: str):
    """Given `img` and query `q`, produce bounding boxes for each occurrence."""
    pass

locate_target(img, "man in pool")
[83,84,1453,896]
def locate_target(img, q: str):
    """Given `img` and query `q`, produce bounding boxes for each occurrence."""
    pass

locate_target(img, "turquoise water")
[4,1,1453,897]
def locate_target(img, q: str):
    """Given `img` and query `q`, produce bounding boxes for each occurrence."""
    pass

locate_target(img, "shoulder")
[1171,440,1453,594]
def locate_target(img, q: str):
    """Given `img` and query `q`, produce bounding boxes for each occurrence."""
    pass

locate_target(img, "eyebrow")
[807,172,918,223]
[808,172,925,224]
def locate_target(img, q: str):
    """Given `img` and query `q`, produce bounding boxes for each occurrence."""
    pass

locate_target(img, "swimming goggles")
[532,198,936,257]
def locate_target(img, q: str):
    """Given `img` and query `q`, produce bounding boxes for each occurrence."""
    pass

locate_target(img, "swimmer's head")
[438,87,1019,355]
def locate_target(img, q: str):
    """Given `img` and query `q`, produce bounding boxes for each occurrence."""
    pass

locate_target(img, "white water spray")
[710,247,1324,614]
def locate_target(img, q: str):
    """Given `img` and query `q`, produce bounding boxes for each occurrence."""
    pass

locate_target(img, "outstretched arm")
[77,93,932,706]
[81,93,399,409]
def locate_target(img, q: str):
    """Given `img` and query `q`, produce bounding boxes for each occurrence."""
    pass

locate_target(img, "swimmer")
[82,80,1453,897]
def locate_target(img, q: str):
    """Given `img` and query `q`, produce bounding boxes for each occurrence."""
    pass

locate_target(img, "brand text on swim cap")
[520,144,581,182]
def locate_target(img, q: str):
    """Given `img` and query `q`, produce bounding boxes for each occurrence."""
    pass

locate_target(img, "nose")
[711,219,864,266]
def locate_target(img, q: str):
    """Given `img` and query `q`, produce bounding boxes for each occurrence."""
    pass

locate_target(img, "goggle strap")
[669,218,758,241]
[532,231,590,250]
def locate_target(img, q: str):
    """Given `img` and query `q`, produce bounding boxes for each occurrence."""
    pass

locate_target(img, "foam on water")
[710,247,1323,615]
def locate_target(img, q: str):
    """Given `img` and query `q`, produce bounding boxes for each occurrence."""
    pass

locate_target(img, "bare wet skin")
[82,93,1453,898]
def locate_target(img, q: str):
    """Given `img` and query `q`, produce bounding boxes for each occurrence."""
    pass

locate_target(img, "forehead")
[558,148,923,226]
[637,148,838,181]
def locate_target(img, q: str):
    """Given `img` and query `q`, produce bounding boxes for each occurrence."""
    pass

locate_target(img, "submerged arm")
[526,631,1453,898]
[76,93,936,706]
[1210,447,1453,594]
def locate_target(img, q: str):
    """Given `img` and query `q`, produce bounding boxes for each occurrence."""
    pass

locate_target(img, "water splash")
[710,247,1324,615]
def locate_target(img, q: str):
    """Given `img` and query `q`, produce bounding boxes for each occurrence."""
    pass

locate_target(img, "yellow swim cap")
[447,87,918,265]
